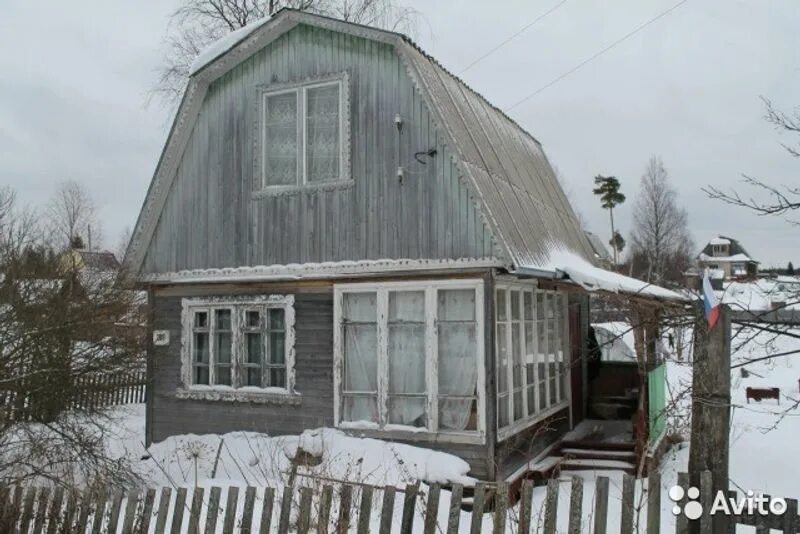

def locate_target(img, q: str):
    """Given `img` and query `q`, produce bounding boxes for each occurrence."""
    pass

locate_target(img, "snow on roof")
[709,237,731,245]
[520,249,688,302]
[189,16,272,75]
[698,253,753,263]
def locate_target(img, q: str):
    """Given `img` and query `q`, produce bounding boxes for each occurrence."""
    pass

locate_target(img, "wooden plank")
[240,487,256,534]
[277,485,293,534]
[783,498,798,534]
[121,490,140,534]
[297,487,313,534]
[544,479,559,534]
[726,490,737,534]
[337,484,352,534]
[153,487,171,534]
[61,490,78,533]
[620,473,635,534]
[647,470,661,534]
[675,473,689,534]
[260,487,275,534]
[493,482,507,534]
[187,487,205,534]
[204,486,222,534]
[568,476,583,534]
[0,486,15,531]
[357,486,374,534]
[470,483,486,534]
[378,486,396,534]
[107,491,124,534]
[32,487,51,534]
[447,484,464,534]
[90,488,107,534]
[139,488,157,534]
[46,486,65,534]
[318,485,334,534]
[594,476,610,534]
[400,481,419,534]
[222,487,239,534]
[700,471,713,534]
[19,486,37,534]
[754,493,770,534]
[424,484,441,534]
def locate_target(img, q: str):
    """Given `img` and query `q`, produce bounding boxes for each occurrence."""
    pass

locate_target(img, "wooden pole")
[688,304,731,534]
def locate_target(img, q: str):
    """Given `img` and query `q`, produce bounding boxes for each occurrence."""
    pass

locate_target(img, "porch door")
[569,303,585,425]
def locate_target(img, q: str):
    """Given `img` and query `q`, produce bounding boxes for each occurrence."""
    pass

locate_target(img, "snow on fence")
[0,370,146,422]
[1,470,798,533]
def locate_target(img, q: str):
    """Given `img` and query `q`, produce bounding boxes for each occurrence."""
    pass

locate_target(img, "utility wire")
[459,0,569,74]
[505,0,689,111]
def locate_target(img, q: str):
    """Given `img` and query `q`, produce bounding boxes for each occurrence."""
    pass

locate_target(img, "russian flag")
[702,270,721,329]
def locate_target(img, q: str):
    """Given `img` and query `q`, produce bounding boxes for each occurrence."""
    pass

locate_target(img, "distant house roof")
[698,235,758,264]
[584,231,612,262]
[66,249,121,272]
[124,8,594,275]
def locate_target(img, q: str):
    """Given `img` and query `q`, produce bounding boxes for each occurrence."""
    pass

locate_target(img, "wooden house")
[125,9,684,483]
[697,236,759,280]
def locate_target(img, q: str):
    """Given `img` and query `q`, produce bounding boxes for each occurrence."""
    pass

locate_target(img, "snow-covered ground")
[720,277,800,311]
[96,322,798,532]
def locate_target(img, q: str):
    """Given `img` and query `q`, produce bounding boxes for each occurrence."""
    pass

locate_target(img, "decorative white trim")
[253,71,352,195]
[333,278,486,443]
[175,388,302,405]
[180,294,297,395]
[142,258,504,284]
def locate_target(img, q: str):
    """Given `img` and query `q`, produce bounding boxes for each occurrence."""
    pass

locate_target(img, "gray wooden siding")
[149,284,491,479]
[142,25,497,274]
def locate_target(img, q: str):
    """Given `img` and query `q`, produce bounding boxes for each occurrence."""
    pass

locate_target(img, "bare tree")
[629,156,693,284]
[154,0,419,104]
[114,226,133,264]
[704,98,800,224]
[46,180,101,252]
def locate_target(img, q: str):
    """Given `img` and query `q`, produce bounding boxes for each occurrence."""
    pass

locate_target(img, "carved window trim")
[178,295,297,401]
[253,72,352,197]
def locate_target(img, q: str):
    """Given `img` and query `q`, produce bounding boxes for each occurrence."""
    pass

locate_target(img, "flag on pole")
[702,270,721,329]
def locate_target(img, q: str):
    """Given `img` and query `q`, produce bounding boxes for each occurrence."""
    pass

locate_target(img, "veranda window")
[496,284,569,436]
[334,281,485,436]
[181,296,295,393]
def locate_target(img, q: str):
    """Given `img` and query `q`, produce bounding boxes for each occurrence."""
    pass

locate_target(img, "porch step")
[561,447,636,462]
[559,458,637,475]
[559,439,636,452]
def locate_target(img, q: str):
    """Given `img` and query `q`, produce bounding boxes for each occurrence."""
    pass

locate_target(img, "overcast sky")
[1,0,798,265]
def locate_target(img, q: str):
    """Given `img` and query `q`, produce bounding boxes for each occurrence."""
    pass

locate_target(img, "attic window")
[257,74,351,193]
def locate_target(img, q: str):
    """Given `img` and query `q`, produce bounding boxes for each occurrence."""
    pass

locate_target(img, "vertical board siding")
[142,24,495,274]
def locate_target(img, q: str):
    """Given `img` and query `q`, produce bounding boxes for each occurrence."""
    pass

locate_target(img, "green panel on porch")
[648,363,667,444]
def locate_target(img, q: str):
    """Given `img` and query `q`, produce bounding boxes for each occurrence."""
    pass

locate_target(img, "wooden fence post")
[187,487,205,534]
[241,486,256,534]
[357,486,374,534]
[46,486,65,534]
[493,482,507,534]
[277,484,293,534]
[318,484,333,534]
[337,484,352,534]
[297,487,313,534]
[260,487,275,534]
[138,488,157,534]
[400,481,419,534]
[470,483,486,534]
[621,473,635,534]
[518,480,533,534]
[594,476,610,534]
[783,498,798,534]
[33,487,52,534]
[222,487,239,534]
[647,470,661,534]
[447,484,464,534]
[568,476,583,534]
[121,490,140,534]
[544,478,559,534]
[424,484,441,534]
[675,472,689,534]
[379,486,396,534]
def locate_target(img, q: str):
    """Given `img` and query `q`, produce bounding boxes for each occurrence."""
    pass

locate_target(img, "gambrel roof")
[124,9,594,275]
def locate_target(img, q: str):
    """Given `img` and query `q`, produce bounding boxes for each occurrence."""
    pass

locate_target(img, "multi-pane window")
[182,297,295,393]
[260,77,348,189]
[335,281,484,435]
[496,284,569,434]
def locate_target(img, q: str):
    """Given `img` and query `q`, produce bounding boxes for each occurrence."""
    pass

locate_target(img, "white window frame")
[495,280,570,441]
[333,279,486,444]
[255,72,352,196]
[179,295,297,401]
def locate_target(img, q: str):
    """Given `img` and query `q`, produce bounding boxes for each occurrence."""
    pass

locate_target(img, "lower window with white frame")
[334,280,485,437]
[496,283,569,436]
[180,295,296,396]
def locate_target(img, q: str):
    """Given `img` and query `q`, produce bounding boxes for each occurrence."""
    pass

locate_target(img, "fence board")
[755,494,771,534]
[594,476,610,534]
[20,486,37,534]
[90,488,107,534]
[544,478,559,534]
[187,487,205,534]
[423,484,440,534]
[260,487,275,534]
[783,498,798,534]
[139,488,157,534]
[379,486,395,534]
[568,476,583,534]
[647,470,661,534]
[357,486,374,534]
[400,481,419,534]
[107,491,124,533]
[447,484,464,534]
[62,490,79,533]
[470,483,486,534]
[675,472,689,534]
[46,486,64,534]
[152,487,172,534]
[121,490,140,534]
[336,484,352,534]
[297,487,313,534]
[277,485,293,534]
[240,487,256,534]
[701,471,714,534]
[32,487,51,534]
[494,482,507,534]
[621,473,635,534]
[204,486,222,534]
[318,485,333,534]
[222,486,239,534]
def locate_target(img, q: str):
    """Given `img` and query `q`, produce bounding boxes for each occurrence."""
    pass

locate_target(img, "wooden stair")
[557,439,637,475]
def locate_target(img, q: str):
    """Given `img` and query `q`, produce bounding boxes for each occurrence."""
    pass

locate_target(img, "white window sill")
[252,180,354,198]
[497,400,570,442]
[176,387,301,405]
[337,422,485,445]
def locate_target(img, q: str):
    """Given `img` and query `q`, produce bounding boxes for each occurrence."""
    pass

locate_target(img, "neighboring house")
[61,249,121,274]
[125,10,683,483]
[584,231,613,267]
[697,236,758,280]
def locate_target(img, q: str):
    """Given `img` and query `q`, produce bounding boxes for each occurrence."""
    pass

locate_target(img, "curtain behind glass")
[438,289,478,431]
[306,84,340,183]
[342,292,378,422]
[264,92,298,186]
[387,291,426,427]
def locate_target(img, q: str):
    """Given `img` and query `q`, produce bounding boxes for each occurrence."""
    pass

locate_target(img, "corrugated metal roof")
[397,39,595,268]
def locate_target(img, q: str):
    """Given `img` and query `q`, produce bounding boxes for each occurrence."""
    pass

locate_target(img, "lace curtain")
[305,85,340,183]
[264,92,298,186]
